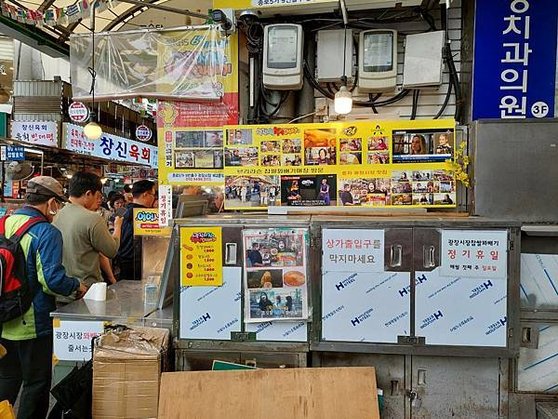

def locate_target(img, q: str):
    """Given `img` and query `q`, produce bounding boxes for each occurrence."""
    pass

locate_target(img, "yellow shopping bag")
[0,400,15,419]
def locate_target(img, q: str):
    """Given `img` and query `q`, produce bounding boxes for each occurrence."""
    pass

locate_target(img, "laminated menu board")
[243,228,309,322]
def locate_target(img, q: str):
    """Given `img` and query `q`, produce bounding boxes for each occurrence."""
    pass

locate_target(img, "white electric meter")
[358,29,398,92]
[263,24,304,90]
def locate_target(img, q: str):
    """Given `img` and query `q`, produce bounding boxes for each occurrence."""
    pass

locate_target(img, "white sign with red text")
[68,102,90,123]
[53,319,104,361]
[135,124,152,142]
[10,121,58,147]
[63,123,157,167]
[441,230,508,279]
[322,229,385,273]
[158,184,172,227]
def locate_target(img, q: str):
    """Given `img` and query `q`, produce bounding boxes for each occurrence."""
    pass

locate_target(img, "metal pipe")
[115,0,210,20]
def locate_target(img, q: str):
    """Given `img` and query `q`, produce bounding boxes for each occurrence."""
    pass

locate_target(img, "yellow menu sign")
[133,208,172,237]
[180,227,223,286]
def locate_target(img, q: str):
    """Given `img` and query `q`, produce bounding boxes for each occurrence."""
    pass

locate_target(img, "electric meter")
[263,24,304,90]
[358,29,398,92]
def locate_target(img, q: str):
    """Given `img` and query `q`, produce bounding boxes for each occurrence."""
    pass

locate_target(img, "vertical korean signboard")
[473,0,558,119]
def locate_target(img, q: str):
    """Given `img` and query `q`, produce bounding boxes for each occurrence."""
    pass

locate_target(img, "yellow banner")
[223,119,457,209]
[180,227,223,286]
[133,208,172,237]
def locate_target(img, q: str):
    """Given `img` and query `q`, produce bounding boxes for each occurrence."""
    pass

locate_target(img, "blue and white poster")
[473,0,558,119]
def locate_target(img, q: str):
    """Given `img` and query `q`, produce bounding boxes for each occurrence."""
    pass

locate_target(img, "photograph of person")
[433,193,456,205]
[280,175,337,207]
[204,130,223,147]
[262,155,281,166]
[282,139,302,153]
[244,229,305,268]
[227,128,253,145]
[224,147,259,166]
[249,288,304,319]
[175,130,204,148]
[435,132,454,154]
[392,193,413,205]
[338,178,390,206]
[410,134,427,154]
[282,154,302,166]
[304,128,337,165]
[224,176,280,209]
[413,193,434,205]
[367,152,390,164]
[340,138,362,152]
[261,141,281,153]
[175,151,194,168]
[368,136,389,151]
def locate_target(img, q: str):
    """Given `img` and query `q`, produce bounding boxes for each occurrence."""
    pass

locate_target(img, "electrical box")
[402,31,445,88]
[316,29,353,82]
[358,29,398,92]
[263,24,304,90]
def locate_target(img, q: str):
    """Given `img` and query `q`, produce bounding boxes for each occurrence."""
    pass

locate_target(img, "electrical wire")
[434,77,453,119]
[410,89,420,120]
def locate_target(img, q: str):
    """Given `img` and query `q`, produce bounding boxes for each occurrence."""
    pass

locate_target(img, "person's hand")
[113,216,123,231]
[76,283,88,299]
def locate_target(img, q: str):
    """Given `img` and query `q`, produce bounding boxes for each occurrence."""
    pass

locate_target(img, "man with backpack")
[0,176,87,419]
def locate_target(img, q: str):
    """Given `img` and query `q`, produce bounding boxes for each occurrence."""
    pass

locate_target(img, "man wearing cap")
[53,171,122,287]
[0,176,87,419]
[116,180,156,280]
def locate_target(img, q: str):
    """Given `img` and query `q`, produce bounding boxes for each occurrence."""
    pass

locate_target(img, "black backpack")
[0,215,46,323]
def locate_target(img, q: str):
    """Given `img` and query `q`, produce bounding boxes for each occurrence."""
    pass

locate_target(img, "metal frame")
[309,216,522,358]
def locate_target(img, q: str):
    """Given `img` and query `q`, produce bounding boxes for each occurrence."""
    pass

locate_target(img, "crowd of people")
[0,172,157,418]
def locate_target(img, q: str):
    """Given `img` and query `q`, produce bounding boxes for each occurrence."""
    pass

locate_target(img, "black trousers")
[0,334,53,419]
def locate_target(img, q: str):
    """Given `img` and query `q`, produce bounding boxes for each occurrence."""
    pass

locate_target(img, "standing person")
[123,184,133,203]
[0,177,87,419]
[53,172,122,287]
[116,180,156,281]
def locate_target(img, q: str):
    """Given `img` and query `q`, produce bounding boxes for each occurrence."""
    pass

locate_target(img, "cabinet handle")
[225,243,237,265]
[423,245,436,268]
[390,244,402,267]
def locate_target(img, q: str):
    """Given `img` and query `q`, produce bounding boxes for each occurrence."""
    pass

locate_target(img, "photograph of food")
[283,270,305,287]
[246,269,283,289]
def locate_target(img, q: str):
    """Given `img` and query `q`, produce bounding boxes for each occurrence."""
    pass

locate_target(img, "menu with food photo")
[243,228,309,322]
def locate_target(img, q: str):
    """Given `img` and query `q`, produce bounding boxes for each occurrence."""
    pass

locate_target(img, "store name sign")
[473,0,558,119]
[10,121,58,147]
[68,101,90,123]
[135,124,152,142]
[63,123,157,167]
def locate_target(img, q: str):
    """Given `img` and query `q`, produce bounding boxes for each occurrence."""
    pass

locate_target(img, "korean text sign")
[473,0,558,119]
[10,121,58,147]
[133,208,172,237]
[440,230,508,279]
[53,319,104,362]
[63,123,157,167]
[322,229,385,273]
[180,226,223,286]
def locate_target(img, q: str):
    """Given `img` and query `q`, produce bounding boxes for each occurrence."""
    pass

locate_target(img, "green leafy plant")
[446,142,470,188]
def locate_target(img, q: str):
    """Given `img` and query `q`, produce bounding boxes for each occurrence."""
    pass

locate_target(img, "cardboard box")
[93,326,169,419]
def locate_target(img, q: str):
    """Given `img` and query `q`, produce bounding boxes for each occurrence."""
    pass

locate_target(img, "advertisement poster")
[180,226,223,286]
[414,268,507,347]
[322,229,385,273]
[440,230,508,279]
[243,228,309,322]
[222,119,457,210]
[179,267,242,340]
[133,208,172,237]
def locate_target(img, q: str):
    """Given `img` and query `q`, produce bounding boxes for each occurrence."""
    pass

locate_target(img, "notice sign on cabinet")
[440,230,508,279]
[53,319,104,362]
[322,229,385,273]
[180,226,223,286]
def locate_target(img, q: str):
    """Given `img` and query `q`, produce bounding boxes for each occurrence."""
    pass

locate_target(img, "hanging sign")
[68,102,90,123]
[136,124,152,142]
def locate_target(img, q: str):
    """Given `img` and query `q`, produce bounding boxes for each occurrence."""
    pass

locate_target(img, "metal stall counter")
[310,215,521,419]
[168,214,312,370]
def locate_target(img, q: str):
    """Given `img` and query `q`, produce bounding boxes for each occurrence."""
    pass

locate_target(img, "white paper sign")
[158,185,173,227]
[415,268,507,347]
[245,321,307,342]
[53,320,104,361]
[322,229,385,273]
[520,253,558,307]
[321,271,410,343]
[441,230,508,279]
[11,121,58,147]
[180,267,242,340]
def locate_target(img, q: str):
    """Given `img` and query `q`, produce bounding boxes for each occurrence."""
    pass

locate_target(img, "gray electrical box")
[316,29,353,82]
[402,31,445,88]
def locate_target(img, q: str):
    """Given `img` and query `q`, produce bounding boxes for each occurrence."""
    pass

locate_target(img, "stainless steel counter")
[52,280,153,324]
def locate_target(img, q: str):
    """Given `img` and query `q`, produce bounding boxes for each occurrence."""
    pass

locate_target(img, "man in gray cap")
[0,176,87,419]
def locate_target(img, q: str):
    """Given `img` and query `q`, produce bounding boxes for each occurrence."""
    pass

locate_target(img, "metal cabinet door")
[320,228,413,345]
[413,228,509,347]
[409,356,505,419]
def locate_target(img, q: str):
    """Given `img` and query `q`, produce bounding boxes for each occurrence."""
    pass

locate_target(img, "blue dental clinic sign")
[473,0,558,120]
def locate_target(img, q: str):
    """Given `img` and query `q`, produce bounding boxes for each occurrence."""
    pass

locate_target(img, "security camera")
[211,9,234,33]
[238,10,259,25]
